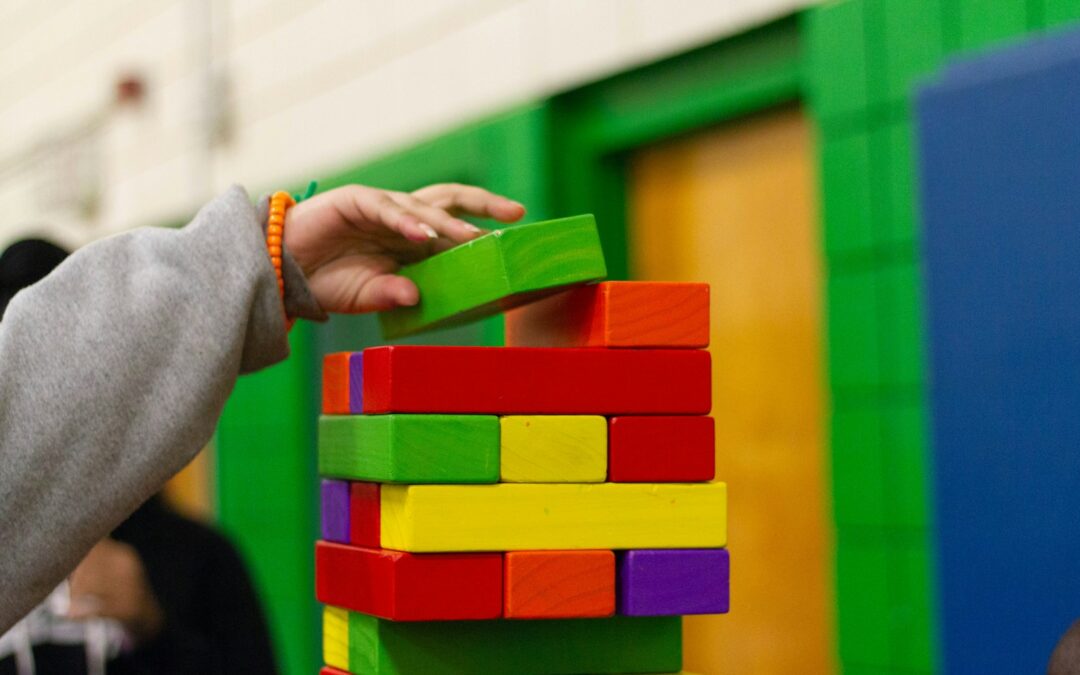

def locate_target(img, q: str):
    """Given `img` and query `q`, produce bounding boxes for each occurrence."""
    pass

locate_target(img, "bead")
[269,245,282,256]
[268,235,282,246]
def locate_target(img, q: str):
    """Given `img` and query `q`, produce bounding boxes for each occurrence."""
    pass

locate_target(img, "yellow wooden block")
[323,605,349,670]
[500,415,607,482]
[380,482,726,552]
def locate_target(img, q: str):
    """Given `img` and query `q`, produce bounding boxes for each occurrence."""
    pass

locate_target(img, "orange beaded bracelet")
[267,191,296,302]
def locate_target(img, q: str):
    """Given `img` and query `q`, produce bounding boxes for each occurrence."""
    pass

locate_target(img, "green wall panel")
[827,269,881,390]
[836,534,893,667]
[805,0,870,119]
[822,129,877,258]
[216,322,319,675]
[882,398,932,530]
[871,0,947,105]
[877,262,927,388]
[891,539,939,672]
[831,406,887,528]
[953,0,1032,51]
[872,119,921,249]
[1042,0,1080,26]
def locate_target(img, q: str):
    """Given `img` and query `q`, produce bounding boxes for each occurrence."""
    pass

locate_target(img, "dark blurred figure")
[1050,620,1080,674]
[0,238,278,675]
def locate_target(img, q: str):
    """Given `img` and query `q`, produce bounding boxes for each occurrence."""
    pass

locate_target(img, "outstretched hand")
[283,183,525,314]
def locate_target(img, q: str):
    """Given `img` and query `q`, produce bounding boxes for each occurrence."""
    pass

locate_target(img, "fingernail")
[419,223,438,239]
[457,219,482,233]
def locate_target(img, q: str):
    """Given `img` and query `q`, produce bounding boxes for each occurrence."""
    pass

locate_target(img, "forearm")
[0,186,318,631]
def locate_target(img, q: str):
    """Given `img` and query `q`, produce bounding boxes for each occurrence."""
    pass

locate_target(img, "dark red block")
[609,416,715,482]
[315,541,503,621]
[353,346,711,415]
[349,483,380,548]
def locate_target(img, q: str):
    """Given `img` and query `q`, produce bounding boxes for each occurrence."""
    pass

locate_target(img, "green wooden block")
[827,269,881,390]
[877,262,927,388]
[868,0,946,104]
[379,215,607,339]
[890,536,940,672]
[804,0,870,119]
[1043,0,1080,26]
[822,129,876,258]
[882,400,931,529]
[318,414,499,483]
[954,0,1030,51]
[329,610,682,674]
[832,406,888,528]
[836,535,893,667]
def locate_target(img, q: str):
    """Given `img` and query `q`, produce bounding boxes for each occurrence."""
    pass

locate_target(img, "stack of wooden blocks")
[314,215,727,675]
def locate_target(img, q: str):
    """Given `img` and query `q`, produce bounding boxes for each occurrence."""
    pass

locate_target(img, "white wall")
[0,0,813,249]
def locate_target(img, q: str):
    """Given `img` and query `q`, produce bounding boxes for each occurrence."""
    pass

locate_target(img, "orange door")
[630,104,834,674]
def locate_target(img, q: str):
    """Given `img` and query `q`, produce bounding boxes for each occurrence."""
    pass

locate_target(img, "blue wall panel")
[917,28,1080,674]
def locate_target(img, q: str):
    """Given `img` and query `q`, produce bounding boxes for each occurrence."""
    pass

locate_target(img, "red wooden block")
[315,541,503,620]
[504,550,615,619]
[608,416,715,482]
[355,346,711,415]
[504,281,710,348]
[349,482,380,548]
[320,669,349,675]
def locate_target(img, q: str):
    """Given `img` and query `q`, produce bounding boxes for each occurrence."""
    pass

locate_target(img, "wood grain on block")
[380,482,726,552]
[354,346,711,415]
[321,479,350,543]
[349,482,380,548]
[319,414,499,483]
[333,611,681,674]
[609,416,715,482]
[505,281,710,348]
[323,352,363,414]
[315,541,502,621]
[500,416,606,482]
[504,550,615,618]
[378,215,606,339]
[618,548,730,616]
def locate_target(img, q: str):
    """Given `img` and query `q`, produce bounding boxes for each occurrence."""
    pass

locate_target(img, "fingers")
[412,183,526,223]
[388,191,484,244]
[330,186,438,244]
[354,274,419,313]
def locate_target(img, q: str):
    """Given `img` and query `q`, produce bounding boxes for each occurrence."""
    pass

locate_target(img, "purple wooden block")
[349,352,364,413]
[321,479,350,543]
[618,548,730,616]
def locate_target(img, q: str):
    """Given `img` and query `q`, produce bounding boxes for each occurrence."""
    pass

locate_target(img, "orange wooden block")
[322,352,353,414]
[504,550,615,619]
[504,281,709,348]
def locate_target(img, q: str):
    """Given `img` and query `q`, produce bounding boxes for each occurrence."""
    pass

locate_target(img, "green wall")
[804,1,1080,672]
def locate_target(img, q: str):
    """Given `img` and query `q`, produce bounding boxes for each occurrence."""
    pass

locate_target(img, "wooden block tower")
[315,215,726,675]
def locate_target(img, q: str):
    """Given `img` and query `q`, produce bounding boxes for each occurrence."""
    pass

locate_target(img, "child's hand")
[284,183,525,313]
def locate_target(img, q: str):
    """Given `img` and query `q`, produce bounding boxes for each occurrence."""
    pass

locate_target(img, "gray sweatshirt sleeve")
[0,185,324,631]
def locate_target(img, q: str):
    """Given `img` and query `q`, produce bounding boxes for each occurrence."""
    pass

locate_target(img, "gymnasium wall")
[0,0,811,249]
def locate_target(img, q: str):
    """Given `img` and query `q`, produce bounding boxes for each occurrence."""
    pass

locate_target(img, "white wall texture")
[0,0,812,249]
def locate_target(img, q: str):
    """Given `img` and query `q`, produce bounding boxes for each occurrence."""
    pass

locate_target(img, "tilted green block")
[318,415,499,483]
[832,405,887,528]
[882,399,931,529]
[326,609,682,675]
[822,129,876,258]
[379,215,606,339]
[890,536,940,672]
[836,532,893,667]
[877,262,927,388]
[827,268,882,390]
[1043,0,1080,27]
[803,0,869,119]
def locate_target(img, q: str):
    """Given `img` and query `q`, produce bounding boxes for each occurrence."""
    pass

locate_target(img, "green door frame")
[549,15,802,280]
